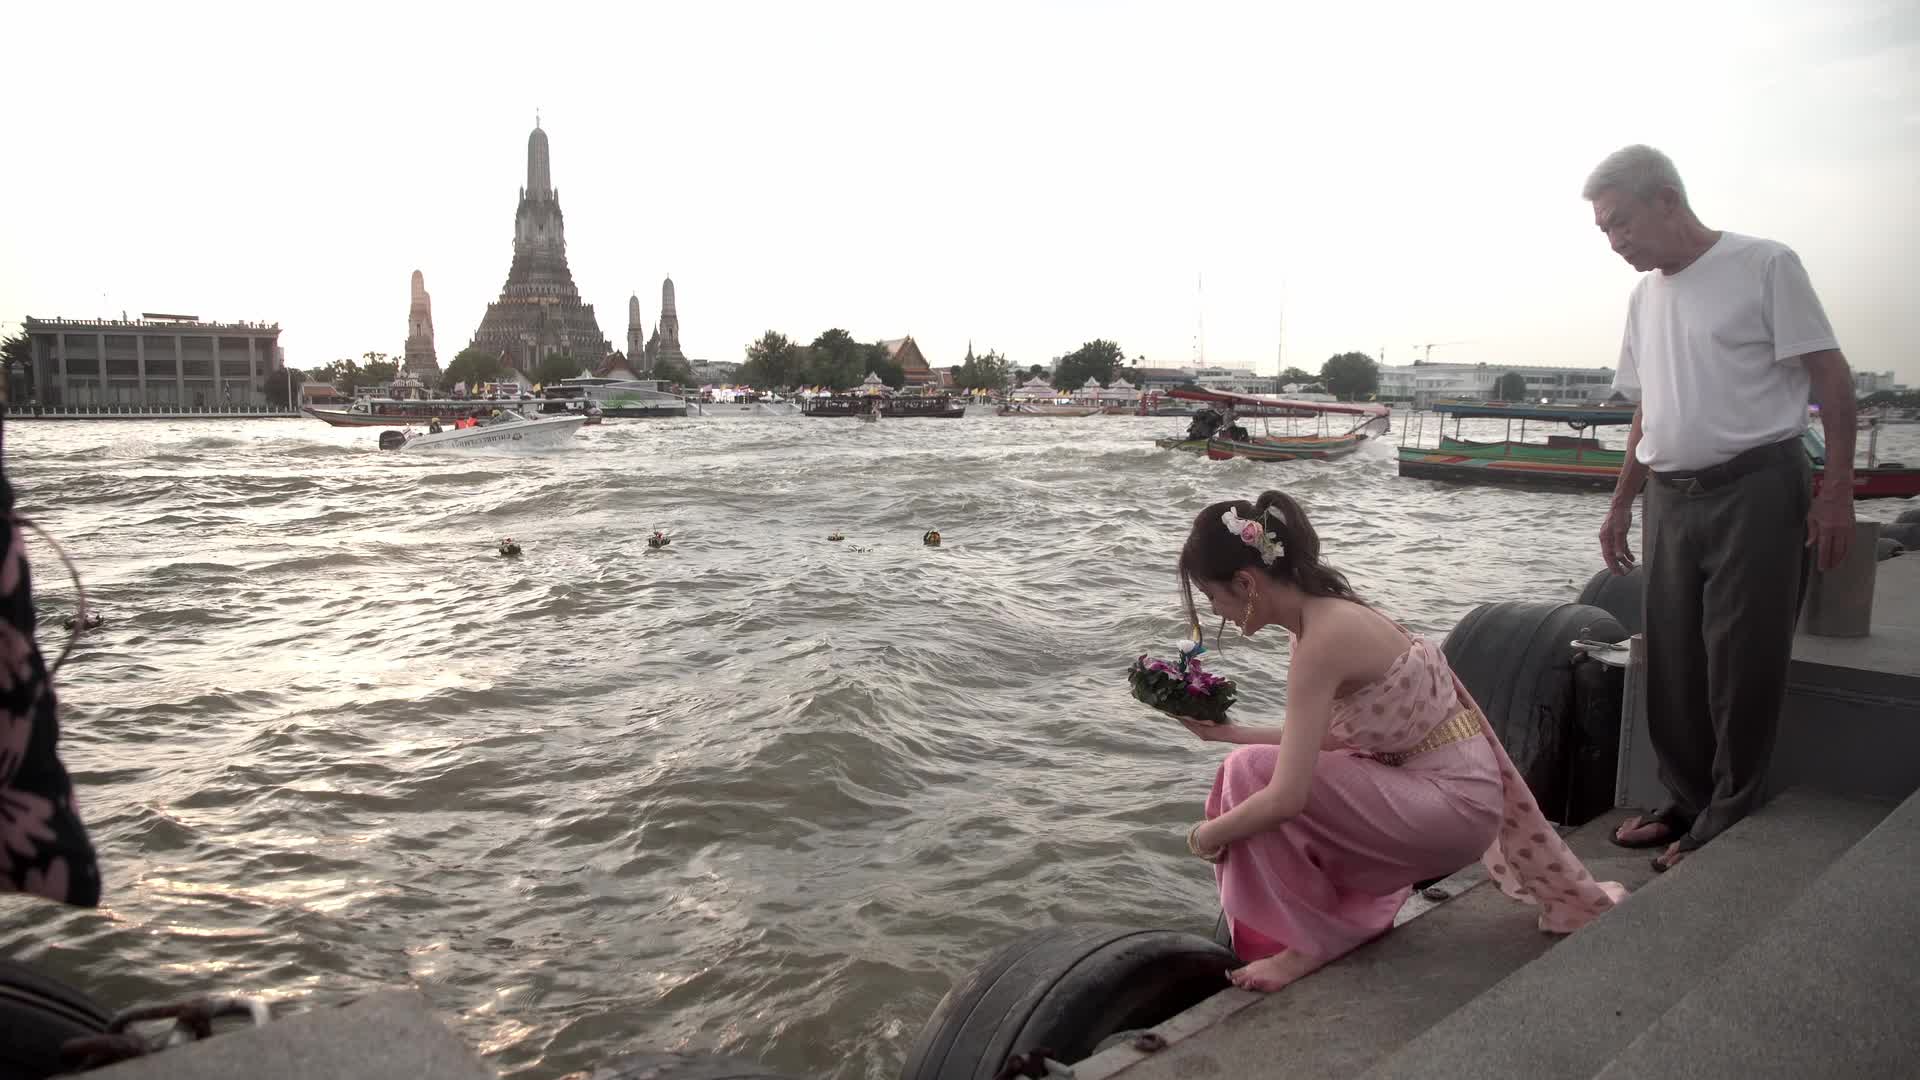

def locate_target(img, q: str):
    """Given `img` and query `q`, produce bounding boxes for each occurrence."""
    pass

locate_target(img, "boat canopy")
[1167,387,1391,418]
[1426,400,1638,425]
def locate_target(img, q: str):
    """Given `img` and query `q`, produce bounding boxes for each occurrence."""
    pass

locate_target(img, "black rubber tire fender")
[898,924,1235,1080]
[1575,565,1645,636]
[1877,537,1906,561]
[1880,522,1920,551]
[1565,656,1625,826]
[1442,602,1626,825]
[1894,507,1920,525]
[0,956,113,1080]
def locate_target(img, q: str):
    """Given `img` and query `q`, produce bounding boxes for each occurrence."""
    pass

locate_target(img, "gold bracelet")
[1187,823,1225,863]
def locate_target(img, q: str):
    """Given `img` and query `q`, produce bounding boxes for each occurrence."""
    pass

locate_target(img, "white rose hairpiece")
[1221,507,1286,564]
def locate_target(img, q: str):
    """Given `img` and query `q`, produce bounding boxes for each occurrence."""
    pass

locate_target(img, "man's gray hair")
[1582,144,1688,204]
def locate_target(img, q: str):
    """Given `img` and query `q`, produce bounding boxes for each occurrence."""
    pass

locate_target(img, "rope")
[993,1049,1075,1079]
[14,516,88,678]
[61,993,273,1071]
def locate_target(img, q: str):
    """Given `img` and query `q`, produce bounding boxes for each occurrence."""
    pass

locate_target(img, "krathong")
[1128,636,1236,725]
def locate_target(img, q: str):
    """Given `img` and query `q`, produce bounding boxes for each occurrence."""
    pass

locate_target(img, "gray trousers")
[1641,444,1811,845]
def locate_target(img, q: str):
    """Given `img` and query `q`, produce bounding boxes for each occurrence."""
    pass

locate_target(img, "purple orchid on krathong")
[1128,634,1237,725]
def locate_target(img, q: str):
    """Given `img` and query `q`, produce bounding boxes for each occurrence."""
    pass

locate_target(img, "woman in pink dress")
[1179,490,1627,991]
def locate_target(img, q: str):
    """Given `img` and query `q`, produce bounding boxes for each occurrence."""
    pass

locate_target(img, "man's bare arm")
[1610,406,1648,511]
[1599,406,1646,575]
[1803,350,1855,490]
[1802,349,1857,570]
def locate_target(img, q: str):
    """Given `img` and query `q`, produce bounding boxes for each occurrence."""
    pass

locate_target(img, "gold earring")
[1241,592,1256,635]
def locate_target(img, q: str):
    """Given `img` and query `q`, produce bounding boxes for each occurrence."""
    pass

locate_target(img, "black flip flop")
[1610,806,1692,850]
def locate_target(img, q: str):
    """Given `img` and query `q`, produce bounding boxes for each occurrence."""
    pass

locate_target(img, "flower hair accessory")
[1221,507,1285,565]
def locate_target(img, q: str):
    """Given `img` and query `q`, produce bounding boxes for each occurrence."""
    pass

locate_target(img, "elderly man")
[1588,145,1856,872]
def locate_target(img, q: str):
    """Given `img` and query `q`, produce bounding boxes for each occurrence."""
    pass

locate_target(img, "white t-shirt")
[1611,231,1839,472]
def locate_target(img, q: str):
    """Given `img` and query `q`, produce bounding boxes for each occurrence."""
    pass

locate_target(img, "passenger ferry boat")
[538,376,688,419]
[301,375,539,427]
[803,392,966,419]
[686,388,801,417]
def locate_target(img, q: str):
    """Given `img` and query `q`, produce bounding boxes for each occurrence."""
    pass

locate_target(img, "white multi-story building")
[1122,365,1278,395]
[23,314,285,407]
[1191,366,1280,395]
[1378,361,1617,408]
[1854,370,1904,396]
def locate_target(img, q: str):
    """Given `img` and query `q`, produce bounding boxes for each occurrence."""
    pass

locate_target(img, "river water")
[3,412,1913,1078]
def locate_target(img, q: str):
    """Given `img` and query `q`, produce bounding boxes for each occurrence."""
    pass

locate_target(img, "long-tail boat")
[1398,399,1920,499]
[1811,416,1920,499]
[1153,389,1392,462]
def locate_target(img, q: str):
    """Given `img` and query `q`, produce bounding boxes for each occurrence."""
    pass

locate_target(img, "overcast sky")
[3,0,1914,382]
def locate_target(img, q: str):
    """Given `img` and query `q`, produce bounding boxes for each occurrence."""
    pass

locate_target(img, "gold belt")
[1372,708,1483,767]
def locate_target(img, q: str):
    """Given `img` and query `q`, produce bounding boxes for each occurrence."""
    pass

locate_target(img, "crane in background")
[1413,340,1474,363]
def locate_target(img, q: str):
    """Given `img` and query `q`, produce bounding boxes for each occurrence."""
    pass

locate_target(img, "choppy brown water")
[3,413,1913,1078]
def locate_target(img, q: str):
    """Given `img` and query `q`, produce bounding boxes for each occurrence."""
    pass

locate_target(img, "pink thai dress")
[1207,635,1627,963]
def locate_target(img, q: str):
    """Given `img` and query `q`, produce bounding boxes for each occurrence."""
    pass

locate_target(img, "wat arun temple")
[462,122,685,378]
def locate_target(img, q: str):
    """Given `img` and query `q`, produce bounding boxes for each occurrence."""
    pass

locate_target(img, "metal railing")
[24,318,280,331]
[1,403,300,418]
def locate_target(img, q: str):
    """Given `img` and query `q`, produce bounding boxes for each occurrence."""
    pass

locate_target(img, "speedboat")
[378,409,585,452]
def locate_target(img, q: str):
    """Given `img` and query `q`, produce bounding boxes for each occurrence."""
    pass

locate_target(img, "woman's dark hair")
[1179,490,1361,632]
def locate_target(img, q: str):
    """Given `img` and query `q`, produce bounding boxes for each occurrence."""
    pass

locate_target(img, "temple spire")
[658,276,680,344]
[527,122,552,200]
[470,122,609,372]
[642,275,687,375]
[403,270,440,378]
[627,293,645,364]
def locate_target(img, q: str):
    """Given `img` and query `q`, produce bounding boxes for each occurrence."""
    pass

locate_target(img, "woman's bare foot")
[1227,949,1327,992]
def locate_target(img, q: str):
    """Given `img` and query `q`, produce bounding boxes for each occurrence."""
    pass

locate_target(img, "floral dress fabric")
[0,419,101,906]
[1207,636,1624,962]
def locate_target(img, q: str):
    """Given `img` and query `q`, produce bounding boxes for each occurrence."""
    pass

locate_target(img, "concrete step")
[92,991,494,1079]
[1596,789,1920,1079]
[1074,811,1657,1080]
[1357,790,1890,1080]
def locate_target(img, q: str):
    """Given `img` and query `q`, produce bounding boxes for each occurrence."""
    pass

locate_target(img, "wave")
[0,411,1681,1080]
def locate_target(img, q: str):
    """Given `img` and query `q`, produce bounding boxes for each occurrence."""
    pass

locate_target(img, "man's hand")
[1807,488,1854,571]
[1600,504,1636,575]
[1803,350,1857,573]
